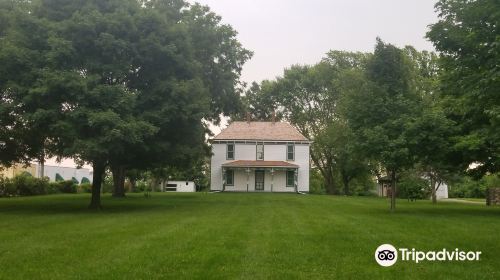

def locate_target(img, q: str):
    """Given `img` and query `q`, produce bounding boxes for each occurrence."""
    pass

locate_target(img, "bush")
[0,175,16,197]
[482,173,500,189]
[56,180,77,193]
[47,182,61,194]
[7,174,49,196]
[309,169,326,194]
[349,174,377,196]
[0,174,84,197]
[134,181,148,193]
[101,174,113,193]
[398,174,430,200]
[78,183,92,193]
[449,176,487,198]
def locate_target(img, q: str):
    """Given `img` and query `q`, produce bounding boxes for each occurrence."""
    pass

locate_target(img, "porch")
[221,160,299,192]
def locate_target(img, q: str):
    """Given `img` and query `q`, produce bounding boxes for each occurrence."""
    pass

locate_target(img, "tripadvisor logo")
[375,244,398,267]
[375,244,482,267]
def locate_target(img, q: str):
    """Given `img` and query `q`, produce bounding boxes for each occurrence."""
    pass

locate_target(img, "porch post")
[222,167,226,191]
[270,168,274,192]
[246,168,250,192]
[294,169,298,193]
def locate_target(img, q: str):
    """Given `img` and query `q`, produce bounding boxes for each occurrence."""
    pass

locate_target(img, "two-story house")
[210,121,310,192]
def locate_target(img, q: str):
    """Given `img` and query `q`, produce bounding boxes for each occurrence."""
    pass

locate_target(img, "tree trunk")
[390,170,397,212]
[324,172,337,194]
[39,157,45,179]
[111,164,126,197]
[430,172,437,204]
[341,172,350,196]
[129,178,136,193]
[89,161,105,210]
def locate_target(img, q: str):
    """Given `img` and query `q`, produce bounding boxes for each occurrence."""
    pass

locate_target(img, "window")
[256,143,264,160]
[286,170,295,187]
[225,170,234,186]
[226,143,234,160]
[287,143,294,161]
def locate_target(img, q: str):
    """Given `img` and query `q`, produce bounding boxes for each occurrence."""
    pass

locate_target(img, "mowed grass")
[0,193,499,279]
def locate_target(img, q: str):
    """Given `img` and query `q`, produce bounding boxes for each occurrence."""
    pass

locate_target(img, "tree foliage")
[242,51,371,194]
[427,0,500,176]
[0,0,251,208]
[341,39,423,210]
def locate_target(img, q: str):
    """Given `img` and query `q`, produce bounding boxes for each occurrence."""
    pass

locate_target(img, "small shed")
[162,181,196,192]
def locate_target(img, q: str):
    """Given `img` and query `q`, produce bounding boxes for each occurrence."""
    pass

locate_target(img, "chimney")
[271,111,276,124]
[246,112,251,124]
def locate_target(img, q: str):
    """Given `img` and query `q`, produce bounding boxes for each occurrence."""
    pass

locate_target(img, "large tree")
[243,51,370,194]
[342,39,422,211]
[0,0,251,208]
[403,46,462,204]
[107,1,252,197]
[427,0,500,176]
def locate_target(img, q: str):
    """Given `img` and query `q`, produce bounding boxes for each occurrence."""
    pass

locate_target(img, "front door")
[255,170,265,191]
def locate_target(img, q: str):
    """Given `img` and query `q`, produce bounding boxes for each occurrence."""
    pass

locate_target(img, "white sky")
[49,0,439,168]
[194,0,438,85]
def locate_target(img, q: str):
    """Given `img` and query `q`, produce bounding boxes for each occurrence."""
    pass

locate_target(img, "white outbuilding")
[161,181,196,192]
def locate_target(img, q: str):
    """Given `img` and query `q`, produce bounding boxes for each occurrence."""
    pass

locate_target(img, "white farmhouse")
[210,121,310,193]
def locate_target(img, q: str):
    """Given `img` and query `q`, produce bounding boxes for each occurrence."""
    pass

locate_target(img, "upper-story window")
[256,143,264,160]
[226,143,234,160]
[287,143,294,161]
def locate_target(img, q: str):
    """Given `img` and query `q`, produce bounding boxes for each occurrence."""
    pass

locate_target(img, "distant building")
[160,181,196,192]
[377,176,449,199]
[0,163,92,184]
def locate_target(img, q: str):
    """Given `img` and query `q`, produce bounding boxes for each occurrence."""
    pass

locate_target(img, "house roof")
[213,121,308,141]
[222,160,299,168]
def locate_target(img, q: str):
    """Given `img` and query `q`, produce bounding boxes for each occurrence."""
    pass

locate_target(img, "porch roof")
[222,160,298,169]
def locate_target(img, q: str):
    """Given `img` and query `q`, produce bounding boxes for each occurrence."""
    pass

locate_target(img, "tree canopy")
[427,0,500,176]
[0,0,251,208]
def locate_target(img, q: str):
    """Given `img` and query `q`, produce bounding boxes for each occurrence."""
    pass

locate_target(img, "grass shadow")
[0,193,191,216]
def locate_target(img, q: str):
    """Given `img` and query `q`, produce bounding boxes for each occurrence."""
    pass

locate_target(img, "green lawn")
[0,193,498,279]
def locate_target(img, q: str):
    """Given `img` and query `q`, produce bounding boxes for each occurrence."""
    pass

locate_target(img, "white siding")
[210,142,310,192]
[37,165,92,184]
[295,144,310,192]
[235,144,256,160]
[210,143,226,190]
[264,144,286,161]
[435,182,449,199]
[227,169,253,191]
[165,181,195,192]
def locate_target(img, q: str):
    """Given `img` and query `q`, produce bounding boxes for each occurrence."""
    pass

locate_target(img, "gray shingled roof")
[213,121,308,141]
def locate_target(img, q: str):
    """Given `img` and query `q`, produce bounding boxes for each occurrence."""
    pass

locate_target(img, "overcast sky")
[50,0,439,168]
[193,0,438,85]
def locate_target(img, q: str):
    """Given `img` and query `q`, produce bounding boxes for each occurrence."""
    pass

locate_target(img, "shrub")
[12,174,49,196]
[101,174,113,193]
[398,174,430,200]
[134,181,148,193]
[0,175,16,197]
[482,173,500,189]
[449,176,486,198]
[56,180,77,193]
[78,183,92,193]
[349,174,377,196]
[309,169,326,194]
[47,182,61,194]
